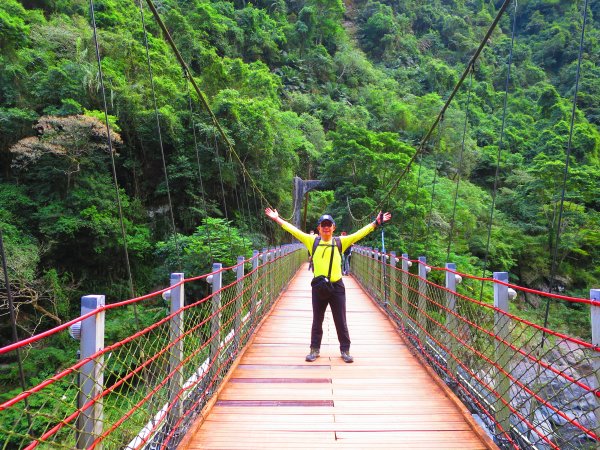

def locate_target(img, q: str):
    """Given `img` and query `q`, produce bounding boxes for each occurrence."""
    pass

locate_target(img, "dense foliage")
[0,0,598,360]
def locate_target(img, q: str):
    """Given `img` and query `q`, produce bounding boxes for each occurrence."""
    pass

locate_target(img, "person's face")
[318,221,335,239]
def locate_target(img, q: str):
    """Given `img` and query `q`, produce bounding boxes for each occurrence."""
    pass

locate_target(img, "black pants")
[310,280,350,352]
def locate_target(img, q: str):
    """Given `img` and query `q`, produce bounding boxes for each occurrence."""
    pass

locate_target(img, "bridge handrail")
[350,245,599,450]
[0,244,305,449]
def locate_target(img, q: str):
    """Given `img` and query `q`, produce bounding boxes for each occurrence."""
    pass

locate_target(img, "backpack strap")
[311,236,321,257]
[334,237,342,255]
[308,236,320,271]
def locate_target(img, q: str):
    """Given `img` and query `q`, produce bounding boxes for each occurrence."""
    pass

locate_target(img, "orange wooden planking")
[181,264,497,450]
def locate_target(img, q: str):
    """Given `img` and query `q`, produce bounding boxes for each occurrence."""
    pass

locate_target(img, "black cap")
[317,214,336,226]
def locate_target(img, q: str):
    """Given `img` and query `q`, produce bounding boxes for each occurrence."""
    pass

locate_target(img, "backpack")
[308,236,342,272]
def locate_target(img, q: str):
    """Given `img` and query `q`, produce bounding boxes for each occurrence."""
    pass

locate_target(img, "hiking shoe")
[341,351,354,363]
[305,348,320,362]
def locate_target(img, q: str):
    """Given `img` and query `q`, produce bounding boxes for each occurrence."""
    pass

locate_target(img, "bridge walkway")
[181,264,496,449]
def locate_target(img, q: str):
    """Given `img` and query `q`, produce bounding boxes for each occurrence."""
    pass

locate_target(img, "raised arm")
[372,211,392,228]
[265,207,288,227]
[265,207,313,248]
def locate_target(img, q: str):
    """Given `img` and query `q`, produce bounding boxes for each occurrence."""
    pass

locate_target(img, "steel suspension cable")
[226,148,253,252]
[211,133,236,261]
[89,0,136,300]
[363,0,514,222]
[408,154,424,253]
[424,116,445,249]
[542,0,590,344]
[143,0,273,209]
[479,0,518,301]
[447,68,474,261]
[186,77,215,264]
[138,0,180,262]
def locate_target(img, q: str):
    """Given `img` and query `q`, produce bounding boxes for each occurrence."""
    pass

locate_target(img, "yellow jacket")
[281,222,376,282]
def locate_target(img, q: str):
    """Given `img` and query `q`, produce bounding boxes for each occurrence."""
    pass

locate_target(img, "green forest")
[1,0,599,355]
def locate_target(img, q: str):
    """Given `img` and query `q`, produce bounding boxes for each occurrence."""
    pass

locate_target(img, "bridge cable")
[89,0,136,301]
[478,0,518,302]
[211,131,237,261]
[408,154,424,254]
[447,67,474,261]
[0,230,32,431]
[362,0,513,222]
[541,0,590,347]
[185,76,215,264]
[138,0,182,267]
[424,116,445,250]
[143,0,276,214]
[225,147,253,252]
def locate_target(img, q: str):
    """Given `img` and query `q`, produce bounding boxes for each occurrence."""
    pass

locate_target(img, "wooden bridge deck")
[182,264,496,449]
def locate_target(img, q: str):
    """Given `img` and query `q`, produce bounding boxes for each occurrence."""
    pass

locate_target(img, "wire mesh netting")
[351,246,599,450]
[0,245,304,449]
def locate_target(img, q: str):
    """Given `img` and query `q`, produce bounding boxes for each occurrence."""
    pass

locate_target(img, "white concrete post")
[381,251,387,307]
[390,252,398,315]
[591,289,600,438]
[235,256,245,349]
[77,295,105,450]
[373,249,380,301]
[445,263,458,381]
[168,273,184,423]
[401,254,409,324]
[418,256,427,342]
[251,250,260,331]
[260,248,268,315]
[209,263,222,383]
[493,272,511,438]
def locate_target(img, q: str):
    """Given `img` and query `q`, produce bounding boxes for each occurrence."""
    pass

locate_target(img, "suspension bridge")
[1,0,599,448]
[0,245,598,449]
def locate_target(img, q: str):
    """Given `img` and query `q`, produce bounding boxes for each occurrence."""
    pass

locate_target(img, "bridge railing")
[351,246,599,450]
[0,244,304,449]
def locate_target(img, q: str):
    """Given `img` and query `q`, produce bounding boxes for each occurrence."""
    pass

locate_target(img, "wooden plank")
[181,263,497,450]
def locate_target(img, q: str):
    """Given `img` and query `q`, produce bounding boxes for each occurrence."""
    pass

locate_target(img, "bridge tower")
[292,176,322,230]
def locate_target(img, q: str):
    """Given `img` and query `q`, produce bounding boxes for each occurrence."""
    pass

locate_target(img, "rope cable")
[541,0,590,344]
[138,0,182,270]
[424,116,445,249]
[89,0,136,300]
[211,131,236,261]
[408,153,425,253]
[226,149,253,253]
[447,68,474,261]
[363,0,514,221]
[186,76,215,264]
[478,0,518,302]
[143,0,273,210]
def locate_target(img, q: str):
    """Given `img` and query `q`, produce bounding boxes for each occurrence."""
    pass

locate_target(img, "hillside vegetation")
[1,0,599,347]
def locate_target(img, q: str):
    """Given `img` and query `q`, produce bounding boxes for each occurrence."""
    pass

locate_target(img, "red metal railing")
[0,244,304,449]
[351,246,599,450]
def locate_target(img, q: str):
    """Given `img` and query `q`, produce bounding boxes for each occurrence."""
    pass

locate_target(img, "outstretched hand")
[375,211,392,225]
[265,207,279,221]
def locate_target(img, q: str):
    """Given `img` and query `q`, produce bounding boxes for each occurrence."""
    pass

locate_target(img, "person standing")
[265,207,392,363]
